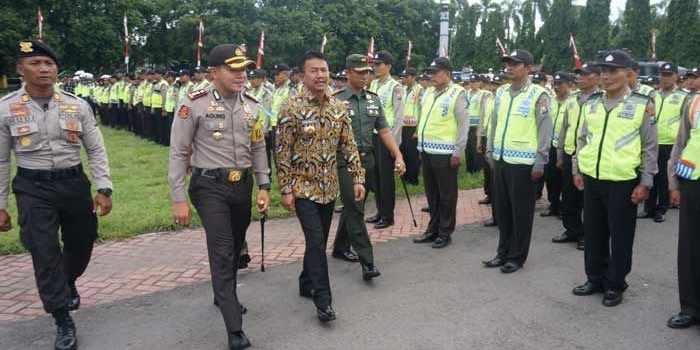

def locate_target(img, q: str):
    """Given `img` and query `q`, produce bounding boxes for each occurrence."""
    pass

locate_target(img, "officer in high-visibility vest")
[542,72,576,220]
[571,50,658,307]
[630,60,656,97]
[162,71,178,146]
[466,74,486,175]
[685,67,700,94]
[247,69,274,173]
[483,50,552,274]
[367,50,404,230]
[151,68,169,145]
[192,66,210,91]
[477,74,504,227]
[666,92,700,329]
[142,70,154,141]
[269,63,296,166]
[638,62,688,223]
[399,67,422,185]
[553,62,601,250]
[411,57,468,249]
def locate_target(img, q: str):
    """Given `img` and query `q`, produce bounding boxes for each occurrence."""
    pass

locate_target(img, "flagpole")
[197,20,204,67]
[651,30,657,60]
[569,33,582,70]
[256,28,265,68]
[320,34,327,53]
[406,40,412,68]
[124,13,130,73]
[37,7,44,42]
[367,36,374,64]
[495,36,506,56]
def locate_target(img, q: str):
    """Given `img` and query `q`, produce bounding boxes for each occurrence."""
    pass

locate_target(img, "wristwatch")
[97,188,113,197]
[258,183,271,191]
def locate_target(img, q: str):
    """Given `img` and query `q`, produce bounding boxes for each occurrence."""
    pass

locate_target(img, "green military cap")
[17,39,60,66]
[346,54,373,72]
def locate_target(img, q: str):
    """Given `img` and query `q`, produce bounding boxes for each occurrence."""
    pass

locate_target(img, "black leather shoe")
[213,299,248,314]
[334,205,344,213]
[431,236,451,249]
[478,196,491,205]
[362,264,381,281]
[576,239,585,251]
[229,331,252,350]
[332,250,359,263]
[500,261,521,273]
[482,257,506,268]
[365,214,380,223]
[238,254,251,269]
[667,313,697,329]
[637,210,654,219]
[602,290,623,307]
[654,212,665,223]
[540,209,560,217]
[552,232,578,243]
[317,306,336,322]
[413,232,437,243]
[421,206,430,213]
[572,281,603,296]
[483,218,498,227]
[67,282,80,311]
[54,314,77,350]
[374,219,394,229]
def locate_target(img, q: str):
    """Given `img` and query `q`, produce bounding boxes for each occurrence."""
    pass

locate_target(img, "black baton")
[400,176,418,228]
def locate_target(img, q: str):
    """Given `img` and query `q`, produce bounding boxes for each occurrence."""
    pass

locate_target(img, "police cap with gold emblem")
[17,40,59,66]
[346,54,373,72]
[208,44,256,71]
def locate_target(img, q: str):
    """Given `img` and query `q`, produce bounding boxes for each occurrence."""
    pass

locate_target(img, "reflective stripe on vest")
[370,78,400,127]
[417,83,464,154]
[142,83,153,107]
[150,80,168,108]
[271,83,291,127]
[551,95,577,148]
[655,89,688,145]
[676,95,700,180]
[577,93,647,181]
[492,84,545,165]
[468,90,483,126]
[403,85,421,126]
[563,93,584,155]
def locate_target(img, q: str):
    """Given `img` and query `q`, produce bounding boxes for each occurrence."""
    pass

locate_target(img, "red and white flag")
[123,13,129,70]
[651,31,657,59]
[568,33,582,70]
[495,36,506,56]
[197,20,204,67]
[440,42,449,58]
[320,34,328,53]
[367,36,375,64]
[406,40,412,67]
[256,29,265,68]
[38,7,44,41]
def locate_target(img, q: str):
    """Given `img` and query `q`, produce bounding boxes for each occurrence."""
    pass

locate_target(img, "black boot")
[67,282,80,311]
[53,309,77,350]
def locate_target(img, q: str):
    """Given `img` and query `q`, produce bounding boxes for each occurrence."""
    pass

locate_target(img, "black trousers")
[493,161,537,265]
[127,106,137,135]
[400,126,420,183]
[481,136,492,197]
[295,199,335,308]
[678,179,700,317]
[141,106,151,140]
[561,153,584,238]
[465,126,482,173]
[645,144,673,214]
[334,153,375,266]
[13,169,97,313]
[373,135,395,222]
[544,146,562,213]
[118,104,128,130]
[583,176,638,292]
[159,112,173,146]
[422,152,458,237]
[264,128,276,172]
[150,108,162,143]
[189,173,252,336]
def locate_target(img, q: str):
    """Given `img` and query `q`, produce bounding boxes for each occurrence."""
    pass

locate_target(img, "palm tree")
[502,0,522,42]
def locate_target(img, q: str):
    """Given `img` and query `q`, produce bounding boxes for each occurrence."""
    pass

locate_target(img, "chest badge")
[68,133,79,143]
[20,136,31,147]
[213,131,224,140]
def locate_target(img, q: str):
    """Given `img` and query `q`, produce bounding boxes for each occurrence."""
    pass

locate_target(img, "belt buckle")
[227,170,242,183]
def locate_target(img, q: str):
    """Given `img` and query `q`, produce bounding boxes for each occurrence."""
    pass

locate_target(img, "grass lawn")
[0,127,484,255]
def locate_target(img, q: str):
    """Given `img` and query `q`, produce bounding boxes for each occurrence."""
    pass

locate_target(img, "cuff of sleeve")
[532,164,545,172]
[640,175,654,188]
[171,192,186,203]
[95,179,113,191]
[280,185,293,195]
[669,176,679,191]
[353,176,365,185]
[453,147,465,158]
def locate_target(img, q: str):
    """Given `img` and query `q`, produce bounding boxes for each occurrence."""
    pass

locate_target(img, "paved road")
[1,209,697,350]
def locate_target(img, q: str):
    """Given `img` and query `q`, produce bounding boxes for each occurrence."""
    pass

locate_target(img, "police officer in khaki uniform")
[169,44,270,350]
[0,40,113,350]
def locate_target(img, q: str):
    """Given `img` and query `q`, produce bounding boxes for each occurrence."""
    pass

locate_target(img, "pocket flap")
[59,119,83,132]
[10,122,39,136]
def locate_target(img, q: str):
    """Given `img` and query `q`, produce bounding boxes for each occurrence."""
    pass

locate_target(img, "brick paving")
[0,188,536,322]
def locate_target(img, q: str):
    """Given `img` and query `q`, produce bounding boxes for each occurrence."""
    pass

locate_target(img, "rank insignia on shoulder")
[243,91,258,103]
[178,105,191,119]
[188,89,208,101]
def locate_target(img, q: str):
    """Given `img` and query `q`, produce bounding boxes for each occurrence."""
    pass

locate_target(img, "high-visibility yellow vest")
[164,84,177,113]
[635,84,655,97]
[417,83,464,155]
[482,92,495,135]
[119,81,129,102]
[563,92,584,155]
[194,80,210,91]
[142,82,153,107]
[271,81,292,127]
[577,92,648,181]
[468,89,484,126]
[370,77,401,127]
[151,80,168,108]
[655,89,688,145]
[135,82,145,105]
[675,95,700,180]
[403,84,422,126]
[492,83,547,165]
[178,81,192,102]
[551,94,577,148]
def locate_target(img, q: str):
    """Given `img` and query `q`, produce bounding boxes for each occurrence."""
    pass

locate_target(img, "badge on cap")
[582,63,588,68]
[178,105,190,119]
[374,54,379,59]
[235,47,243,56]
[694,68,699,73]
[605,55,614,62]
[664,64,670,69]
[555,74,560,79]
[360,57,366,62]
[510,51,517,57]
[19,42,33,53]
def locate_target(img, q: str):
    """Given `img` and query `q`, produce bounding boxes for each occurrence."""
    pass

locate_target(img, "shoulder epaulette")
[0,90,19,102]
[630,91,653,104]
[331,89,344,96]
[364,89,378,96]
[242,91,258,103]
[677,89,690,96]
[59,90,79,99]
[188,89,208,101]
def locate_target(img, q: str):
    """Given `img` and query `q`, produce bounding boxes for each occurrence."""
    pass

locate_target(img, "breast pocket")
[204,120,228,141]
[59,119,83,146]
[10,122,43,152]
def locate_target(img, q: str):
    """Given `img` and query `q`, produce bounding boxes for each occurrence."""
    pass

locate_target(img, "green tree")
[575,0,610,61]
[657,0,700,66]
[539,0,576,72]
[614,0,652,59]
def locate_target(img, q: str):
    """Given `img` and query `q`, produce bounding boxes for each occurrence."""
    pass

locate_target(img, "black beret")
[18,40,59,66]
